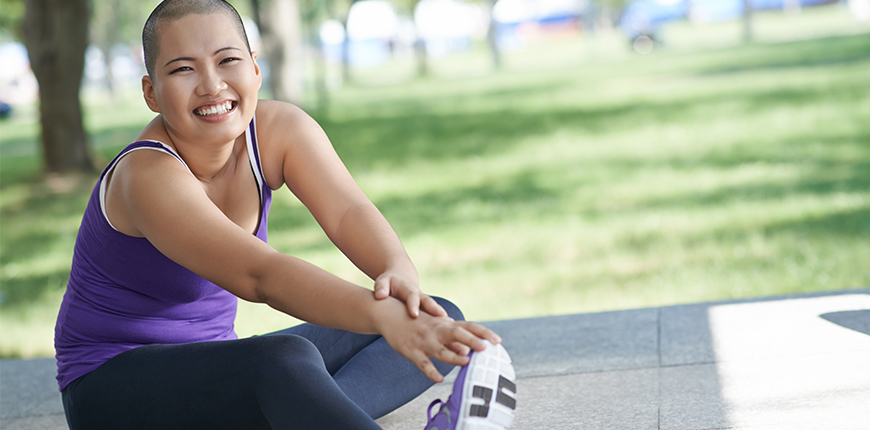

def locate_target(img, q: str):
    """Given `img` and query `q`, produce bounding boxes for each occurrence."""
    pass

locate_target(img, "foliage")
[90,0,154,48]
[0,0,24,40]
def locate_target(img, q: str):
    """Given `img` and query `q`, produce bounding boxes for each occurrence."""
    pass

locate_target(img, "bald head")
[142,0,251,78]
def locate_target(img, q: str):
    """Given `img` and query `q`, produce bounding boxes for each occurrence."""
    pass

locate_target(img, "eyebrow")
[163,47,243,68]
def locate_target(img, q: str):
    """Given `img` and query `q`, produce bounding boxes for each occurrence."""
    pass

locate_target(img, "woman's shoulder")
[253,99,333,189]
[254,100,329,153]
[255,99,307,120]
[254,99,314,134]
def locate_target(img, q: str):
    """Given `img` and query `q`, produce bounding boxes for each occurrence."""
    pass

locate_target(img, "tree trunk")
[486,0,501,70]
[311,27,330,113]
[742,0,753,42]
[22,0,94,174]
[411,0,428,78]
[98,0,121,105]
[340,18,352,84]
[337,0,362,84]
[100,42,117,105]
[414,38,428,78]
[256,0,306,105]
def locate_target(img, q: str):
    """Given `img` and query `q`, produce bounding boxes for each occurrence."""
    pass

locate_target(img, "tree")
[391,0,429,77]
[0,0,25,40]
[484,0,501,70]
[401,0,503,74]
[22,0,94,174]
[251,0,306,105]
[743,0,754,42]
[299,0,333,111]
[322,0,360,84]
[90,0,151,105]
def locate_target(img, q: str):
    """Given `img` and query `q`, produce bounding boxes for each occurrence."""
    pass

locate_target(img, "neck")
[165,131,245,182]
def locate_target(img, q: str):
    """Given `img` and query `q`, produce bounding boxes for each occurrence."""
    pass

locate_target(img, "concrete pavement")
[3,289,869,429]
[379,289,870,429]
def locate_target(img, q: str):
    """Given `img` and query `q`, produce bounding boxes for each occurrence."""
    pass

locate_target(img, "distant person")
[54,0,516,429]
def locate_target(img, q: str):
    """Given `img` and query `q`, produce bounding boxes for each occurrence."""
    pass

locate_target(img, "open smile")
[193,100,237,117]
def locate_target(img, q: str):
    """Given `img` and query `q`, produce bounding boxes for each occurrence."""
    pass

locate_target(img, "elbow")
[247,274,271,304]
[233,252,281,304]
[230,273,268,304]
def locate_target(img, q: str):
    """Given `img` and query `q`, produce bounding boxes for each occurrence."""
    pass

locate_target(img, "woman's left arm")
[256,100,446,318]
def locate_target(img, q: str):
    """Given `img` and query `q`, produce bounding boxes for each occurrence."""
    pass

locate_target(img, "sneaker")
[424,340,517,430]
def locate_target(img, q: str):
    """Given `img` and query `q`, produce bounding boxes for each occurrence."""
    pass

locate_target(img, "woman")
[55,0,516,429]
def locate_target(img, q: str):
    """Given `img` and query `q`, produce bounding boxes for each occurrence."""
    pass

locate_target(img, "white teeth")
[195,101,233,116]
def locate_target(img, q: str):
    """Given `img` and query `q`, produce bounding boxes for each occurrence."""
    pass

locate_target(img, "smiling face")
[142,11,261,147]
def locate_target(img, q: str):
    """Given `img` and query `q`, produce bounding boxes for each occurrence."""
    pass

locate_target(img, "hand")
[376,303,503,383]
[373,271,447,319]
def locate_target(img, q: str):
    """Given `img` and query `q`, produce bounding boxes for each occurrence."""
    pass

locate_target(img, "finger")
[431,343,471,368]
[434,342,470,366]
[435,324,487,354]
[405,290,421,318]
[414,354,444,383]
[444,323,501,352]
[458,321,502,346]
[447,341,471,357]
[420,295,447,317]
[373,276,390,300]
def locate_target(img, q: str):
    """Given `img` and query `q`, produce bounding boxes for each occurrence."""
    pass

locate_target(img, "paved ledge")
[3,289,869,430]
[379,288,870,429]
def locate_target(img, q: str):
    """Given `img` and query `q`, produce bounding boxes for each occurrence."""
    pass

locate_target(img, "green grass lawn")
[2,6,869,358]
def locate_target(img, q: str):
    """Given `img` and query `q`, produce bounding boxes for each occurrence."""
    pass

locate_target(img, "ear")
[251,52,262,90]
[142,75,161,113]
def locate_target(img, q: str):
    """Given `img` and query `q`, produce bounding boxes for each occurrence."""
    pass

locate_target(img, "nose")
[196,66,227,96]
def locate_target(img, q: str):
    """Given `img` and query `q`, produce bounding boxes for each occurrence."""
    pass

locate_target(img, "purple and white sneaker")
[424,340,517,430]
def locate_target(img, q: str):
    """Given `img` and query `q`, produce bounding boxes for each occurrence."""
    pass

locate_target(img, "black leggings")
[62,297,462,430]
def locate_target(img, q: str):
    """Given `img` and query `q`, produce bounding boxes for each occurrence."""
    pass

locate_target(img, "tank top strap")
[244,115,268,204]
[98,140,191,232]
[100,140,190,180]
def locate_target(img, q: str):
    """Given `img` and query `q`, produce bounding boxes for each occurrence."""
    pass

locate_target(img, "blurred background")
[1,0,868,359]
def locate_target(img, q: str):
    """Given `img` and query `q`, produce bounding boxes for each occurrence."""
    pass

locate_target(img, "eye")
[169,66,192,74]
[220,57,241,65]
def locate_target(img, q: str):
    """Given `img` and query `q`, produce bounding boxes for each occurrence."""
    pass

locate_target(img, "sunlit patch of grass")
[234,300,302,338]
[0,289,64,359]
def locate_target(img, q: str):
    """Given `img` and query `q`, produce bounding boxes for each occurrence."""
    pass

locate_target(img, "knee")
[431,296,464,321]
[248,335,323,374]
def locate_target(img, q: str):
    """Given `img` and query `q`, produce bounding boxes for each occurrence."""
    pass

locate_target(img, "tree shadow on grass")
[322,101,693,171]
[617,134,870,215]
[1,174,93,306]
[320,71,868,173]
[262,168,562,256]
[325,77,574,118]
[695,33,870,76]
[0,125,148,306]
[0,272,70,306]
[373,169,560,236]
[762,205,870,238]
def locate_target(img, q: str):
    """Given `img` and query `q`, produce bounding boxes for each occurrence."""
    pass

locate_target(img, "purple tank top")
[55,120,272,391]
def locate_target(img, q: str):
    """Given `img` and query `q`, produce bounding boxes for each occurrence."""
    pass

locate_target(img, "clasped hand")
[373,271,446,318]
[372,272,502,383]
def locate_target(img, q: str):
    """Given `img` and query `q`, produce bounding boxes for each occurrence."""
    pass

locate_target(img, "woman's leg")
[270,297,465,419]
[62,335,380,430]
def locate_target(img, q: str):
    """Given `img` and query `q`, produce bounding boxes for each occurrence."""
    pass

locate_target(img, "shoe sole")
[457,341,517,430]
